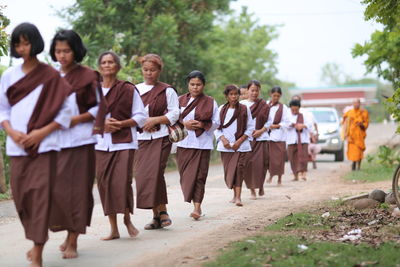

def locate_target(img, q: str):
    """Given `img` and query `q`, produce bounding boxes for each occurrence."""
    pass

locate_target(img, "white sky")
[1,0,382,87]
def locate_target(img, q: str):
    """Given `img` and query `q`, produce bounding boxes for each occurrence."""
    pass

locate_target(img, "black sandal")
[159,211,172,228]
[144,217,161,230]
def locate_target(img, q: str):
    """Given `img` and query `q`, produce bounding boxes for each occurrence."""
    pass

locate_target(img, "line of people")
[0,23,314,267]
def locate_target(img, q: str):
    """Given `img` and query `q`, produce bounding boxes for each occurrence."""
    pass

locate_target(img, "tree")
[203,7,278,103]
[352,0,400,128]
[59,0,232,91]
[0,5,9,57]
[320,62,352,86]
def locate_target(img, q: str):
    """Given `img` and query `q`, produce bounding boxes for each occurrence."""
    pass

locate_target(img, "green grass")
[343,161,395,182]
[266,213,328,231]
[206,235,400,267]
[0,192,10,200]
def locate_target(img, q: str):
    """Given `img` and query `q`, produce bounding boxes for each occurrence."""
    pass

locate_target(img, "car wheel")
[334,148,344,162]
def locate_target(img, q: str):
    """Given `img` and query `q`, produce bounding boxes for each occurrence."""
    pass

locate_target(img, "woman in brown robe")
[94,51,147,240]
[214,85,255,206]
[176,70,219,220]
[49,29,99,259]
[240,80,270,199]
[135,54,180,229]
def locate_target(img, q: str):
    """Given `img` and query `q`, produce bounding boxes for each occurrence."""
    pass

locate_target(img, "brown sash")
[250,99,270,130]
[268,102,283,134]
[64,65,99,114]
[93,80,134,144]
[296,113,305,161]
[218,102,248,140]
[138,81,176,132]
[179,93,214,137]
[7,63,71,157]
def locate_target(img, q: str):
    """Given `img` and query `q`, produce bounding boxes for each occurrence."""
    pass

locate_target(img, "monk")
[342,98,369,171]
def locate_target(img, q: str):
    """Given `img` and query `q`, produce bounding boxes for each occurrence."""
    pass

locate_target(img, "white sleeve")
[87,88,100,118]
[132,90,147,128]
[164,87,180,125]
[244,106,255,137]
[209,100,220,133]
[214,105,224,141]
[0,74,11,127]
[54,94,74,129]
[279,105,291,130]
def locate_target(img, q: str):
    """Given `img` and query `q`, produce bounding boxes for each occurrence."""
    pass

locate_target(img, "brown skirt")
[268,141,286,176]
[96,149,134,215]
[220,151,249,189]
[135,136,172,209]
[49,144,95,233]
[244,141,269,189]
[288,144,309,174]
[176,147,211,203]
[10,151,57,244]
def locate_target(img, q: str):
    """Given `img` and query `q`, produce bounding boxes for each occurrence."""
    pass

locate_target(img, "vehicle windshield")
[310,110,337,123]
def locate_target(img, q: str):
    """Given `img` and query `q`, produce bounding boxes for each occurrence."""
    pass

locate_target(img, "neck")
[102,75,117,88]
[22,57,40,73]
[229,102,237,108]
[145,80,158,86]
[61,62,77,74]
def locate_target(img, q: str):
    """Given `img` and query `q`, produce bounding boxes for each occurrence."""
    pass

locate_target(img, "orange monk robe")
[343,108,369,162]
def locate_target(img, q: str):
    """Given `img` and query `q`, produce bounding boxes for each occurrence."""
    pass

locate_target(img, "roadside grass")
[0,192,10,201]
[206,235,400,267]
[207,202,400,267]
[343,161,394,182]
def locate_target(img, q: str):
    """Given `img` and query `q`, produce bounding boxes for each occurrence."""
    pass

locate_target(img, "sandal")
[144,217,161,230]
[159,211,172,228]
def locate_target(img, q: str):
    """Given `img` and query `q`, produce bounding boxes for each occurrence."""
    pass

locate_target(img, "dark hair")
[247,79,261,90]
[270,86,282,95]
[50,30,87,62]
[239,84,247,89]
[291,94,302,101]
[97,51,121,69]
[186,70,206,85]
[10,22,44,58]
[289,99,301,107]
[223,84,240,96]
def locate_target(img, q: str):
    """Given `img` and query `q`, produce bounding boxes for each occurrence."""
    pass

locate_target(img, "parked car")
[304,107,344,161]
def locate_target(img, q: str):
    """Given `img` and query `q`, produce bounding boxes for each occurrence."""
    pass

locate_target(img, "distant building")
[289,84,378,114]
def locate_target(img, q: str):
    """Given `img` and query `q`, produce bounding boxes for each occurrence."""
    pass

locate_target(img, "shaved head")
[353,98,361,109]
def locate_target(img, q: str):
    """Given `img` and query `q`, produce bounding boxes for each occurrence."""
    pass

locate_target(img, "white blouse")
[286,112,312,145]
[240,99,269,141]
[214,105,255,152]
[58,71,99,149]
[0,64,72,156]
[177,97,220,150]
[95,87,147,152]
[136,82,180,141]
[266,102,291,142]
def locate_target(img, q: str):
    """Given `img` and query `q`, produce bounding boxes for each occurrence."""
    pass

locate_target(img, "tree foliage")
[59,0,279,102]
[352,0,400,128]
[0,5,10,57]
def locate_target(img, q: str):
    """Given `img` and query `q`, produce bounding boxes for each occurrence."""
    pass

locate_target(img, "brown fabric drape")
[218,102,248,140]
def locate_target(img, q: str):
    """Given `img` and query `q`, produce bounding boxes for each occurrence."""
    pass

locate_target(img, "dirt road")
[0,123,396,267]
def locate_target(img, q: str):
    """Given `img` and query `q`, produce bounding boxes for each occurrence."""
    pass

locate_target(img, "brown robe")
[288,113,308,174]
[178,93,214,136]
[244,99,270,189]
[93,80,135,143]
[176,147,211,203]
[6,63,71,157]
[96,149,135,215]
[49,144,95,233]
[221,152,249,189]
[218,102,247,140]
[268,102,286,176]
[10,151,57,244]
[135,136,171,209]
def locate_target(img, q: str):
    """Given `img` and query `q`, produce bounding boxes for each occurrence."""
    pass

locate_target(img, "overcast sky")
[1,0,382,87]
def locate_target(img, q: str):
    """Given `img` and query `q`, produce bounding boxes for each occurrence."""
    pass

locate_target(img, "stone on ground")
[352,198,380,210]
[368,189,386,203]
[385,192,396,205]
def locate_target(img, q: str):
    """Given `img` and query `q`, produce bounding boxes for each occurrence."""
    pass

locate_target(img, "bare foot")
[29,246,43,267]
[26,248,33,262]
[259,188,265,196]
[235,199,243,206]
[229,197,236,203]
[302,176,307,181]
[291,178,299,182]
[59,236,69,252]
[29,262,42,267]
[62,245,78,259]
[190,211,201,220]
[125,221,139,238]
[277,181,282,186]
[250,189,257,200]
[101,232,120,241]
[267,177,272,184]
